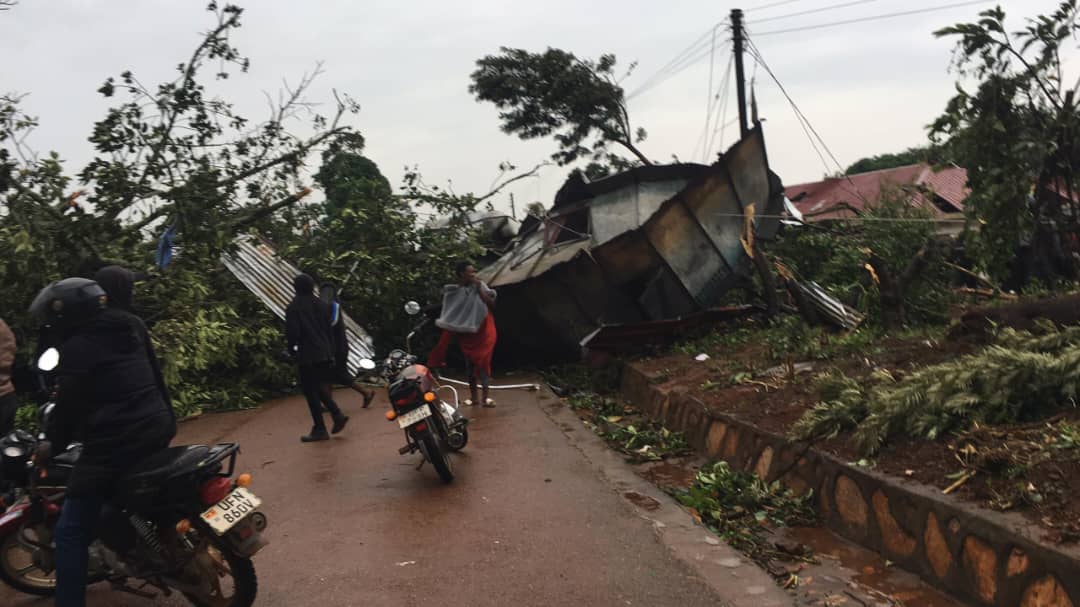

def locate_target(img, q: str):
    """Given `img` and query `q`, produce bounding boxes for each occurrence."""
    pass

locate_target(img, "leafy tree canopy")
[930,1,1080,282]
[469,47,650,172]
[845,146,940,175]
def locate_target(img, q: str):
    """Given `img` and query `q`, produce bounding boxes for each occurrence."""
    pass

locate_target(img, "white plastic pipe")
[437,376,540,391]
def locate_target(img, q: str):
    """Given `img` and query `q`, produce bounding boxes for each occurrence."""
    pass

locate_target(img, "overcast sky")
[2,0,1077,219]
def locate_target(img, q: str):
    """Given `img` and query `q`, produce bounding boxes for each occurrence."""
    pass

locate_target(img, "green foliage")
[283,133,486,350]
[845,146,939,175]
[1052,422,1080,450]
[0,3,359,417]
[469,47,650,170]
[676,461,816,560]
[931,2,1080,281]
[789,371,872,441]
[790,324,1080,455]
[773,192,953,326]
[603,422,692,462]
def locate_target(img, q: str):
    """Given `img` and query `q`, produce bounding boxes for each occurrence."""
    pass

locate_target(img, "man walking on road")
[287,273,349,442]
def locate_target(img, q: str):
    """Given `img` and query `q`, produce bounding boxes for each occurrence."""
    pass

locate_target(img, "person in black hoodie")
[29,275,176,607]
[287,273,349,442]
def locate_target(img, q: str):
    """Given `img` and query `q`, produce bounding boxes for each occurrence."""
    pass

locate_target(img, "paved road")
[2,381,757,607]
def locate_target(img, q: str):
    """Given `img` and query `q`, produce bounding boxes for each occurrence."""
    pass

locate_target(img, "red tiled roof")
[785,164,969,221]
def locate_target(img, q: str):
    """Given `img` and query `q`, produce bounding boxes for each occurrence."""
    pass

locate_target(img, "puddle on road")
[629,457,968,606]
[637,459,701,490]
[622,491,662,512]
[778,526,969,607]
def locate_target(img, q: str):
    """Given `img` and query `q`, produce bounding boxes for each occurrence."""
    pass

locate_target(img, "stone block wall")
[620,363,1080,607]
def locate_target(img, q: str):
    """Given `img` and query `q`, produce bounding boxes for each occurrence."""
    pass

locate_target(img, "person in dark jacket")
[287,273,349,442]
[29,276,176,607]
[319,282,375,408]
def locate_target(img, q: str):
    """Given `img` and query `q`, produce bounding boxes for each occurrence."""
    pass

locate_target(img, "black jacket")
[285,275,336,367]
[47,309,176,474]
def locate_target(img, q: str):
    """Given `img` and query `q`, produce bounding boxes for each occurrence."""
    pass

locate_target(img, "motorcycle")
[0,348,268,606]
[361,301,468,483]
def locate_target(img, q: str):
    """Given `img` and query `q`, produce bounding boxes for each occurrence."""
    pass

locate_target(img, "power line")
[753,0,993,36]
[743,39,832,176]
[628,36,732,100]
[628,26,721,99]
[705,59,736,160]
[751,0,888,24]
[746,0,802,13]
[744,36,870,203]
[700,26,720,161]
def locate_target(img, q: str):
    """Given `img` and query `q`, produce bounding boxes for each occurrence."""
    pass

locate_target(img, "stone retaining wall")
[620,362,1080,607]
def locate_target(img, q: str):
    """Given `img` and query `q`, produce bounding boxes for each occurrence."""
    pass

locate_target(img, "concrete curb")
[620,362,1080,607]
[534,387,794,607]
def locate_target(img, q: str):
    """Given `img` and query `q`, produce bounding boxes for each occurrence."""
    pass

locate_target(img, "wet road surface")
[3,383,742,607]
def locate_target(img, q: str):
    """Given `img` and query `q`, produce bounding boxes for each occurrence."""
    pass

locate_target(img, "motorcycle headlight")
[3,446,26,458]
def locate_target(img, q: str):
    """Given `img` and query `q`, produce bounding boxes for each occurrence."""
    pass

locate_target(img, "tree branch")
[230,187,313,229]
[10,180,102,259]
[118,10,242,217]
[475,162,549,203]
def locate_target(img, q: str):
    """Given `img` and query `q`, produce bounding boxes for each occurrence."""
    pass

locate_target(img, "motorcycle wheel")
[420,432,454,484]
[179,531,258,607]
[0,526,56,596]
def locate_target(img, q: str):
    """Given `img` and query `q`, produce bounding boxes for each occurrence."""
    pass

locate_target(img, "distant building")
[785,164,969,235]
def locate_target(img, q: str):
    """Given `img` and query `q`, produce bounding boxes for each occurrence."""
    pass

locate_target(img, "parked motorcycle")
[0,348,268,606]
[361,301,468,483]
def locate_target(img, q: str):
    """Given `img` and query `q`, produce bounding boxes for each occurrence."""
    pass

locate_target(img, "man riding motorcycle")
[29,274,176,607]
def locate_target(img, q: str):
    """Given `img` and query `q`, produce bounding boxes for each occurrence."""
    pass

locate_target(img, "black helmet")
[28,278,108,330]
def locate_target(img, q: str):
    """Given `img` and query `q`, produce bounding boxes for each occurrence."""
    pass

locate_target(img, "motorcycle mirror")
[40,402,56,424]
[37,348,60,372]
[404,301,421,316]
[359,358,376,371]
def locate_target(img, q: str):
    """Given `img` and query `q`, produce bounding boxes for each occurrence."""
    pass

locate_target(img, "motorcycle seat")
[124,445,211,483]
[53,444,82,466]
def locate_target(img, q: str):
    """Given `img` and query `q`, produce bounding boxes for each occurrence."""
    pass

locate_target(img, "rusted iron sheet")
[221,237,376,374]
[480,127,784,362]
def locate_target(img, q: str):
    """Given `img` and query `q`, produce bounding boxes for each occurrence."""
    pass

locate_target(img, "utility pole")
[731,8,750,139]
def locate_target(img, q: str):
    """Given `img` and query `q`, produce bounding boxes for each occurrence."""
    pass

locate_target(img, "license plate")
[200,487,262,535]
[397,404,432,429]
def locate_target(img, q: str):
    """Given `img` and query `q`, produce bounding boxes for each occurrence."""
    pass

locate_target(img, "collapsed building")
[478,127,785,362]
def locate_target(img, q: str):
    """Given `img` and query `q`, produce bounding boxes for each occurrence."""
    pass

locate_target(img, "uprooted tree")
[1,2,369,415]
[931,1,1080,286]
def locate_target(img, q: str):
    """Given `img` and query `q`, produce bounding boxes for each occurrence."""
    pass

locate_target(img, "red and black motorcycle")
[0,349,268,606]
[362,301,468,483]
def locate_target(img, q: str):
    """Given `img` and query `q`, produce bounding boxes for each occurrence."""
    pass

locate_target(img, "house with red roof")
[785,164,969,235]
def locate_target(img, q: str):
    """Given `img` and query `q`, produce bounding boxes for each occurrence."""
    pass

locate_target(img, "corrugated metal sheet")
[478,127,785,362]
[221,237,376,375]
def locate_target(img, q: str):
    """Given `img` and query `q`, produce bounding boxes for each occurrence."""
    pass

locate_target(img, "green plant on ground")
[789,371,873,441]
[789,323,1080,455]
[676,461,816,562]
[567,393,627,418]
[1051,422,1080,451]
[604,423,692,462]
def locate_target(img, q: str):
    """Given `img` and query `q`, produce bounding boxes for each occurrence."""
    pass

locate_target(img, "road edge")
[534,387,794,607]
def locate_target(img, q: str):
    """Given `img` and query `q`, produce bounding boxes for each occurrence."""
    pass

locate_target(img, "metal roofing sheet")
[221,237,376,375]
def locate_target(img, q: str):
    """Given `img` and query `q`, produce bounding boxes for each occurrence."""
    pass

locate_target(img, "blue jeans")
[55,494,104,607]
